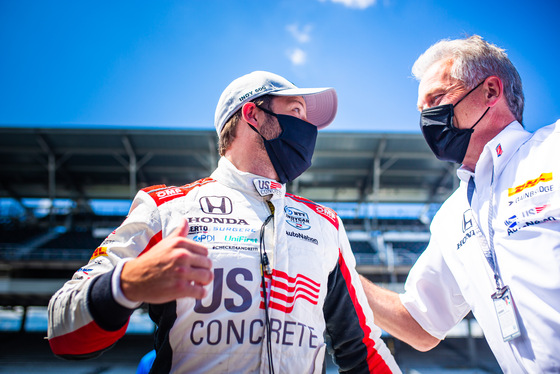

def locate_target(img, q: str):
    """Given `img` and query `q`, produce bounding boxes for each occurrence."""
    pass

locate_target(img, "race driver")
[47,71,401,373]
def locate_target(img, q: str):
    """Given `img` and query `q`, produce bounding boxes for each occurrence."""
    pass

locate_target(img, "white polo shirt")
[401,120,560,373]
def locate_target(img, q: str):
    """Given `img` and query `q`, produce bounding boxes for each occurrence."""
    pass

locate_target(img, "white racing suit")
[48,157,400,374]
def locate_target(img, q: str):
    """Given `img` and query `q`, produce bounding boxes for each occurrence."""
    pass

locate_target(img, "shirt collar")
[210,157,286,199]
[457,121,531,183]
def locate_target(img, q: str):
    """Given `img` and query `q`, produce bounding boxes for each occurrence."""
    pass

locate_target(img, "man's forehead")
[419,59,454,92]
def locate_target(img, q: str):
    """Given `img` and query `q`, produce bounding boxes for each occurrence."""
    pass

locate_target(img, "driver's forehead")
[271,95,306,110]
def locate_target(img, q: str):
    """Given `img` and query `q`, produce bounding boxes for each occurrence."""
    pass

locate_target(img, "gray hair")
[412,35,524,124]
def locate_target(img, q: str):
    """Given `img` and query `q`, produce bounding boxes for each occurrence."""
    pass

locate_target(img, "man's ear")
[241,102,261,129]
[484,76,503,107]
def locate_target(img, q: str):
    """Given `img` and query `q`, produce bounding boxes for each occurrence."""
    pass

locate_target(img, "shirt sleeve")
[47,190,161,359]
[400,235,470,340]
[323,218,401,374]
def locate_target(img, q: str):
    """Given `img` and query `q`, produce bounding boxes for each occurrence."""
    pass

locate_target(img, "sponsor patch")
[189,225,209,234]
[456,229,475,250]
[90,246,108,260]
[506,216,556,236]
[224,235,258,244]
[504,215,518,229]
[188,317,319,348]
[211,245,258,252]
[504,203,556,235]
[190,267,320,347]
[192,234,215,243]
[508,172,552,197]
[151,187,187,205]
[146,179,216,207]
[508,184,554,206]
[285,206,311,230]
[188,217,249,225]
[521,204,550,218]
[199,196,233,215]
[456,209,475,250]
[78,267,93,275]
[253,179,283,197]
[496,144,503,157]
[286,231,318,245]
[213,226,256,233]
[462,209,473,233]
[286,194,339,229]
[261,269,321,313]
[156,187,183,199]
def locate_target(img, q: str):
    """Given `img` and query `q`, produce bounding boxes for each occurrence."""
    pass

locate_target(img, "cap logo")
[239,85,268,102]
[255,85,267,93]
[239,91,253,102]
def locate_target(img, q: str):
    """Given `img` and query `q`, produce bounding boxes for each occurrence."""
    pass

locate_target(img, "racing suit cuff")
[112,258,143,309]
[87,264,137,332]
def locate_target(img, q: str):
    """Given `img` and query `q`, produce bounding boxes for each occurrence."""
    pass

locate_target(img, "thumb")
[171,218,189,238]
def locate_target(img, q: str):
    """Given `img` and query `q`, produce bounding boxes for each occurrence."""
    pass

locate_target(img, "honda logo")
[462,209,473,233]
[199,196,233,215]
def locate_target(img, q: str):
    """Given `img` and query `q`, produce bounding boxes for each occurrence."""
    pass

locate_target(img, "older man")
[362,35,560,373]
[48,70,400,373]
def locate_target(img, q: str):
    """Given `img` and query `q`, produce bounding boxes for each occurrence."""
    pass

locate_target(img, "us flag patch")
[260,269,320,313]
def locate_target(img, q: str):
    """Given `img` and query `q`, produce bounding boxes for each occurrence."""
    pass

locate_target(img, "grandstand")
[0,127,500,373]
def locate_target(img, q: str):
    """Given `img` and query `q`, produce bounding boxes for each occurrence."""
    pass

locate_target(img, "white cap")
[214,71,338,136]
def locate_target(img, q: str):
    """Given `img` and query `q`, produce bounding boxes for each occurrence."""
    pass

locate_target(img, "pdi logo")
[199,196,233,215]
[192,234,215,243]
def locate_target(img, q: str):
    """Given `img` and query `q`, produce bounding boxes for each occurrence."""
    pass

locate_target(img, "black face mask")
[420,80,490,164]
[247,105,317,184]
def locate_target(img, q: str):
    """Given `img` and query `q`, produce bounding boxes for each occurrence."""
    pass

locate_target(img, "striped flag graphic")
[260,269,320,313]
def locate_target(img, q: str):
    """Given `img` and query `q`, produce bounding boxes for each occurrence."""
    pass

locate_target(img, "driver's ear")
[242,102,262,130]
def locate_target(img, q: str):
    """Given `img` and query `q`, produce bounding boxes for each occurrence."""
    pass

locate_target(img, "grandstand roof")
[1,126,448,307]
[1,127,458,205]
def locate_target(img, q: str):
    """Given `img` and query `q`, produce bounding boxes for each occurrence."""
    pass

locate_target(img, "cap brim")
[271,87,337,129]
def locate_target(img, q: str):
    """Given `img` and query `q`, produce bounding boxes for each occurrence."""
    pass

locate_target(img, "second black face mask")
[249,106,318,184]
[420,104,474,164]
[419,79,489,164]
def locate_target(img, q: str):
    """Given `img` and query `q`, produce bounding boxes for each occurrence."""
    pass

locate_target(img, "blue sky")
[1,0,559,134]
